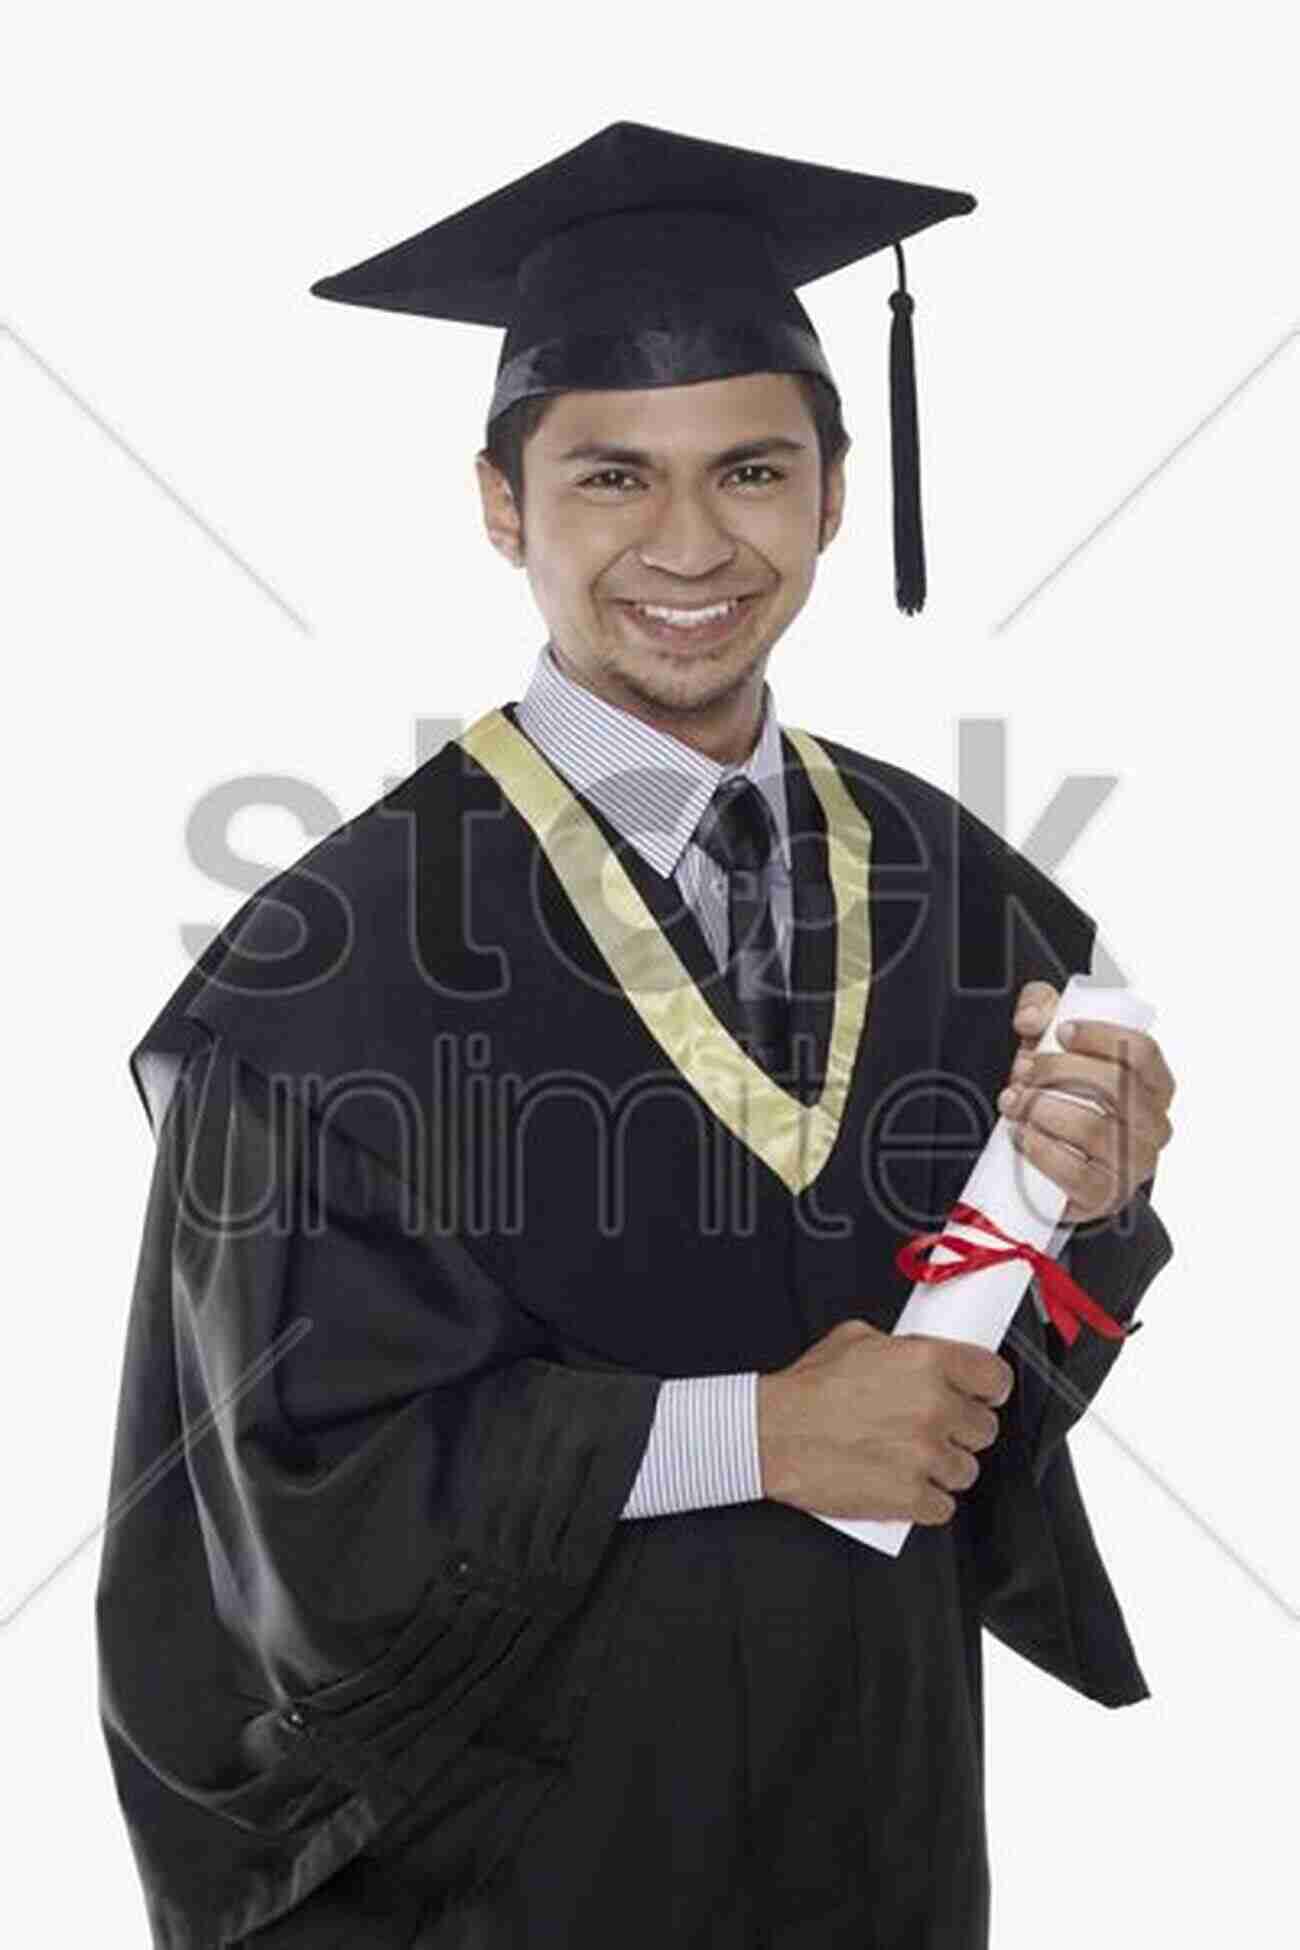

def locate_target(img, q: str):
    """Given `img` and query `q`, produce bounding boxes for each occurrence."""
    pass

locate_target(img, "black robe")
[96,704,1173,1949]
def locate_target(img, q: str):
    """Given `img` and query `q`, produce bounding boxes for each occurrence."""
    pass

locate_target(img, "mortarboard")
[310,121,975,614]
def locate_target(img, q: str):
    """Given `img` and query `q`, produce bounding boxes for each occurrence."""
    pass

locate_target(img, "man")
[96,124,1175,1948]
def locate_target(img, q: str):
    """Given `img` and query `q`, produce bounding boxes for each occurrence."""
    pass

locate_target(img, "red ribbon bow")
[894,1201,1130,1348]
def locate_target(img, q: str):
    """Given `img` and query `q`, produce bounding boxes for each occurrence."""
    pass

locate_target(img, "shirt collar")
[512,640,793,881]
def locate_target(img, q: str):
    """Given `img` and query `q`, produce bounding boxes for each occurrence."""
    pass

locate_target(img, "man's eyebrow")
[552,435,810,468]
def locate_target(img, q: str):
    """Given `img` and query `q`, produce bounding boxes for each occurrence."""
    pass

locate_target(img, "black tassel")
[888,242,926,615]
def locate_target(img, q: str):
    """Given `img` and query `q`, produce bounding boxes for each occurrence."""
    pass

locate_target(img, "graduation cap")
[310,121,976,614]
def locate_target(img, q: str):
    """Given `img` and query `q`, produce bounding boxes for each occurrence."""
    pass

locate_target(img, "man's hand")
[757,1319,1013,1524]
[997,979,1176,1224]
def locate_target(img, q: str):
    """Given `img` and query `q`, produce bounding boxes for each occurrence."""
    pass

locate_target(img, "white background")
[3,4,1296,1942]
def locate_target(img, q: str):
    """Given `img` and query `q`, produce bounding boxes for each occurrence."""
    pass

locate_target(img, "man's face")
[476,372,845,741]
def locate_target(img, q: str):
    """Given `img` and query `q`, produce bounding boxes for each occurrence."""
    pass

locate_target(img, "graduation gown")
[96,703,1174,1949]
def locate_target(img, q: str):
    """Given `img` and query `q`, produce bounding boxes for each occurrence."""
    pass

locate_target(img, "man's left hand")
[996,980,1176,1224]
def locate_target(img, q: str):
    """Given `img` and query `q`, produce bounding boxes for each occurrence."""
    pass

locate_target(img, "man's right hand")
[756,1319,1013,1525]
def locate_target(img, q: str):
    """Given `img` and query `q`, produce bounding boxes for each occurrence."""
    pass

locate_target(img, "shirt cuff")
[620,1372,764,1519]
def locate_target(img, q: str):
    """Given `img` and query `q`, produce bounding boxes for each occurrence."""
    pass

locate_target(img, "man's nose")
[635,488,737,580]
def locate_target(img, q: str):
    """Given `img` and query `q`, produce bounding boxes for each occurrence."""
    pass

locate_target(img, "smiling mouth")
[614,593,761,634]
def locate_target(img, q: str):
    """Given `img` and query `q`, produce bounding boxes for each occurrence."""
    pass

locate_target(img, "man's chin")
[610,649,759,717]
[606,618,771,696]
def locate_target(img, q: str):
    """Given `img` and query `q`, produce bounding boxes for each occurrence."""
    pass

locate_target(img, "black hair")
[479,370,851,523]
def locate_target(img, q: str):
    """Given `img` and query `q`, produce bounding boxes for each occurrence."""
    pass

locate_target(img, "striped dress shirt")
[513,638,793,1520]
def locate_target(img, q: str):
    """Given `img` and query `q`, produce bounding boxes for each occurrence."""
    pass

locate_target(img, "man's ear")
[818,455,847,554]
[475,453,525,566]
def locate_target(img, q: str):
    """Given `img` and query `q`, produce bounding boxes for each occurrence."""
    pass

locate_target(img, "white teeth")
[635,600,740,627]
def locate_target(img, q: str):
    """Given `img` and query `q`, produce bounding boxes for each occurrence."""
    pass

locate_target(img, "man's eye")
[725,464,785,487]
[578,469,643,491]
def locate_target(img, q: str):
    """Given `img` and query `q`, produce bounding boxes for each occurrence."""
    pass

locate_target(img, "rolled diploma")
[812,975,1156,1556]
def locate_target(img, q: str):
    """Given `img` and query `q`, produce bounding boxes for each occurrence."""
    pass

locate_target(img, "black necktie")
[693,776,791,1078]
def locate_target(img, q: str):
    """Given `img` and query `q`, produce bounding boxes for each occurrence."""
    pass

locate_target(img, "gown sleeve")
[940,793,1176,1704]
[94,1021,663,1949]
[944,789,1176,1476]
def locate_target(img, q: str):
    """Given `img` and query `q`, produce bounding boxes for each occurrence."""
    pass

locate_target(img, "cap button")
[447,1551,476,1585]
[280,1705,309,1734]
